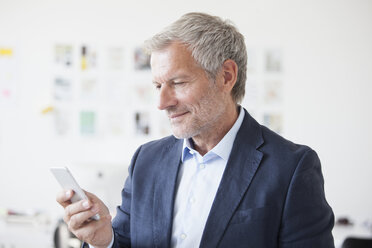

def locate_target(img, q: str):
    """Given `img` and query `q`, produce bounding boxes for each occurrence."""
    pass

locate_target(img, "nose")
[157,85,177,110]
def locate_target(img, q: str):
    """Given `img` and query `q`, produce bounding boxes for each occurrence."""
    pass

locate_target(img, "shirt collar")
[181,106,245,162]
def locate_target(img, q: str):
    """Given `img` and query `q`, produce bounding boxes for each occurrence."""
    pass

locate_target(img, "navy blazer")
[110,110,334,248]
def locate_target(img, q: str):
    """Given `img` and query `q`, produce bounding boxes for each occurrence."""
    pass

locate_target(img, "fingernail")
[82,200,90,209]
[66,190,71,198]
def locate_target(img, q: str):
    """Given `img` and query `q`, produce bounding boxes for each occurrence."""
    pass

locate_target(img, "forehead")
[150,42,200,81]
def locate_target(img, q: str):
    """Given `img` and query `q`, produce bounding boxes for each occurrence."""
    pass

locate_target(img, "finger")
[85,214,112,230]
[56,190,74,208]
[84,190,100,204]
[64,199,93,222]
[84,191,110,215]
[68,204,101,230]
[72,214,113,243]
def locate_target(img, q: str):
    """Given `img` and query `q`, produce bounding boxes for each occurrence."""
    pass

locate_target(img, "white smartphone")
[50,166,100,221]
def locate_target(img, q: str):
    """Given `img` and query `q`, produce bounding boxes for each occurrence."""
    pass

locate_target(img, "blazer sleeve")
[110,145,142,248]
[279,148,335,248]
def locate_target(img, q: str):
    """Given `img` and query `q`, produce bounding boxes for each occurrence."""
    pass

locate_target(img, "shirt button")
[189,197,196,204]
[200,163,206,169]
[180,233,187,240]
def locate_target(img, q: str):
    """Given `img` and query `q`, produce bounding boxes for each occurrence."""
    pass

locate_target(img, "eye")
[153,83,161,90]
[173,81,185,86]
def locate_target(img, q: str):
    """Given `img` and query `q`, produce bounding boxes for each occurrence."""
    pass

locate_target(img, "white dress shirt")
[171,107,245,248]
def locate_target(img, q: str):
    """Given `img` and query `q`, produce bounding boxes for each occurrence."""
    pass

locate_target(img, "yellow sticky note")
[42,106,54,114]
[0,48,13,56]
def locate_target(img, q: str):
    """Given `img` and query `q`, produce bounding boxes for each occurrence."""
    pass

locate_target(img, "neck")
[192,104,239,156]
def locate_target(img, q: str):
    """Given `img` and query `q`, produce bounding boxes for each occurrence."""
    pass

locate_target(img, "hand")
[56,189,113,248]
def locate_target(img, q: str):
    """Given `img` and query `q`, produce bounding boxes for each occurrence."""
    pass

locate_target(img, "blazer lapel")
[199,111,264,248]
[152,138,183,248]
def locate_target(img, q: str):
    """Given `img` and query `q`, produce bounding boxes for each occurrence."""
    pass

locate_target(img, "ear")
[221,59,238,93]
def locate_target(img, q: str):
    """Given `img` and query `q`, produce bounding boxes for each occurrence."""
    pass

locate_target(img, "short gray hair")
[144,12,247,104]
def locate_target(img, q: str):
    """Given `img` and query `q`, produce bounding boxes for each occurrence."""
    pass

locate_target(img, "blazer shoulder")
[260,124,315,163]
[131,135,182,165]
[238,110,313,159]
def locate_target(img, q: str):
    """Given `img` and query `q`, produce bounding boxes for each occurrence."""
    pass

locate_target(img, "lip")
[168,111,189,119]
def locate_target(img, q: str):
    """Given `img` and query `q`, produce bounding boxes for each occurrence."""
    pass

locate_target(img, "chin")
[171,127,194,140]
[172,132,190,140]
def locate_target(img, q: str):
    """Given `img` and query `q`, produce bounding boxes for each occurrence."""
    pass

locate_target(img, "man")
[57,12,334,248]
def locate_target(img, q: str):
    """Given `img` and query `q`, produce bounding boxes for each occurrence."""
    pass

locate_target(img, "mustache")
[165,107,189,117]
[166,106,185,114]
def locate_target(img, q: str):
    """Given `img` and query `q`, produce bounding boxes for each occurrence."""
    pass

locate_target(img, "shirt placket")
[179,150,207,246]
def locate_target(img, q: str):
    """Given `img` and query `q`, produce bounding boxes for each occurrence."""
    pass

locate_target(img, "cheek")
[181,82,211,101]
[174,88,198,106]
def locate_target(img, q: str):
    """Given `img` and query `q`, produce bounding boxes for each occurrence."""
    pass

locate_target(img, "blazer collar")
[152,137,183,248]
[199,109,264,248]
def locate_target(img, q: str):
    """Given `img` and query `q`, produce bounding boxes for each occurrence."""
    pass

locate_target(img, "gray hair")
[144,12,247,104]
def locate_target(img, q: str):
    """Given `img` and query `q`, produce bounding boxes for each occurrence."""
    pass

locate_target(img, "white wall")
[0,0,371,223]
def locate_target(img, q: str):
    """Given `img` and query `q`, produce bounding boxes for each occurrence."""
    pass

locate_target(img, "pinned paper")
[0,48,13,56]
[0,47,17,105]
[41,106,54,114]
